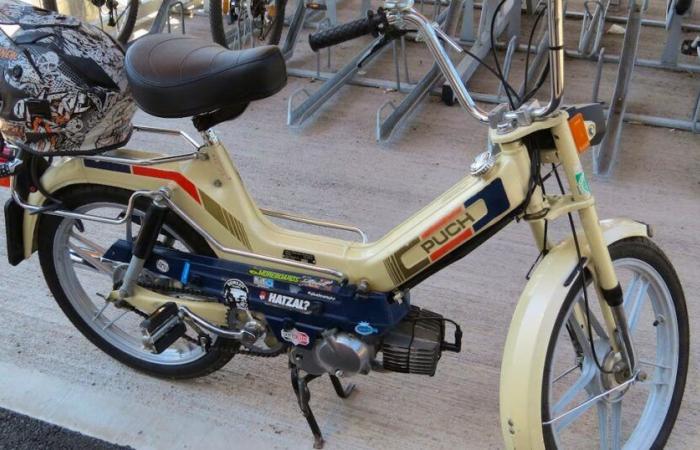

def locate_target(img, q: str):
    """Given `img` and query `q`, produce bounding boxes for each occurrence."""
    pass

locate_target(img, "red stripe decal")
[132,166,201,204]
[429,227,474,262]
[420,206,463,239]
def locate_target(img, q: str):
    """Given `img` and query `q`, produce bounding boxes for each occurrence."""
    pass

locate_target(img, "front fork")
[528,117,637,374]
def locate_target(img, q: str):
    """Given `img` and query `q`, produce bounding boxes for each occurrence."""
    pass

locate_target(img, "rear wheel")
[541,237,688,448]
[38,185,238,379]
[210,0,286,49]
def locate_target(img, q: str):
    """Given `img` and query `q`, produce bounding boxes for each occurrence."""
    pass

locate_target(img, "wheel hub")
[600,351,632,400]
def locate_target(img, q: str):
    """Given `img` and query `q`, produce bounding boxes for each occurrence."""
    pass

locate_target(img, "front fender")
[499,218,650,449]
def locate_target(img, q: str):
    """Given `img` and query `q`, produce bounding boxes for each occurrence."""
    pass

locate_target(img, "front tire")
[541,237,688,448]
[38,184,238,379]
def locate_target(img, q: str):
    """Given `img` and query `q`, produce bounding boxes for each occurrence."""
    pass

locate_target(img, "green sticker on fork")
[575,171,591,195]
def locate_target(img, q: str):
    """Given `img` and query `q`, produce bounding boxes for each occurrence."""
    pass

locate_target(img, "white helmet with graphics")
[0,1,135,155]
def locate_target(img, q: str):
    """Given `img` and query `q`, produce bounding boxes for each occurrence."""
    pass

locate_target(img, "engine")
[380,306,458,376]
[293,306,461,377]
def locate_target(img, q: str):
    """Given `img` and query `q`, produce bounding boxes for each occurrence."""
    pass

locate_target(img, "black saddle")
[125,34,287,130]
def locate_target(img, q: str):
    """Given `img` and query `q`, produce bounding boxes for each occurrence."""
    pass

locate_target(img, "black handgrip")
[309,11,386,51]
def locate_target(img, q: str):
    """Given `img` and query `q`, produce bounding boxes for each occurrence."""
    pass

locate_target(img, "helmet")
[0,1,136,155]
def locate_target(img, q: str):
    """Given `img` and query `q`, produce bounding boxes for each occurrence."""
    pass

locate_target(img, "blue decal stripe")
[465,178,510,232]
[83,159,132,174]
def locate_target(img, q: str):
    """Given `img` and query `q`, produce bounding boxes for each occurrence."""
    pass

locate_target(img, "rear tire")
[38,184,238,379]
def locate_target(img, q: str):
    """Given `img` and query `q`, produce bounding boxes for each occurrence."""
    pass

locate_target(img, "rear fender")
[17,150,181,261]
[499,218,650,449]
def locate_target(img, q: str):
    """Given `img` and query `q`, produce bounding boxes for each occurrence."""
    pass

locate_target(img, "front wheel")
[38,185,239,379]
[542,237,688,448]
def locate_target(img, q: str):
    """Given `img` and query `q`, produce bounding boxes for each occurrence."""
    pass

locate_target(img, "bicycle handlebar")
[308,0,565,125]
[308,11,387,51]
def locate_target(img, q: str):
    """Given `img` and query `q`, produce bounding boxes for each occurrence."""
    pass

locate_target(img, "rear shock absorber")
[118,192,169,298]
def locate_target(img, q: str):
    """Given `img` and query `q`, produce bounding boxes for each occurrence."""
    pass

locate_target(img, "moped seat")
[125,34,287,119]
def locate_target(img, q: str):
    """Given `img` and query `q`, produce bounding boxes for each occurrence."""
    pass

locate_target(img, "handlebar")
[308,0,565,126]
[308,10,388,52]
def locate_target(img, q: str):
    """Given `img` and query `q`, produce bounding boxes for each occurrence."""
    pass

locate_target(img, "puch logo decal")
[198,190,251,250]
[384,179,511,285]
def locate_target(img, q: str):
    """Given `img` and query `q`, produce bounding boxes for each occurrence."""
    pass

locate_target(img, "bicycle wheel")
[210,0,286,49]
[43,0,139,46]
[38,184,239,379]
[541,237,688,448]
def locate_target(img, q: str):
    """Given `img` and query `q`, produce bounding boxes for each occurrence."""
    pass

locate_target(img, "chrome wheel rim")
[52,201,210,365]
[545,258,679,449]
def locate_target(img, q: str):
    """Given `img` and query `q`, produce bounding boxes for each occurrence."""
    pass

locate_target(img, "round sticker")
[223,279,249,310]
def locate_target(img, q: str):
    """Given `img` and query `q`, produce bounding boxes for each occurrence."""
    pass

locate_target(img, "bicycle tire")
[210,0,287,48]
[541,237,688,448]
[42,0,139,46]
[38,184,239,379]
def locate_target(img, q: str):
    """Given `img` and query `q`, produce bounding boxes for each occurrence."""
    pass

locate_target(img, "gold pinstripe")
[200,190,251,250]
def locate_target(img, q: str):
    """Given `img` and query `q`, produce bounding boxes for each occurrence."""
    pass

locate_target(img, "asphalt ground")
[0,407,132,450]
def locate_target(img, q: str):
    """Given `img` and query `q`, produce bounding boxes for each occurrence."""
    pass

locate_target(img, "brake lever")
[356,29,407,68]
[356,34,392,68]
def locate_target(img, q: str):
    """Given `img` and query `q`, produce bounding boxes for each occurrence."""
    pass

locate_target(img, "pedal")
[140,302,186,354]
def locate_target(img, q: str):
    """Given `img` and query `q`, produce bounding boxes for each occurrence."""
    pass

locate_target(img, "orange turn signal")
[568,113,591,154]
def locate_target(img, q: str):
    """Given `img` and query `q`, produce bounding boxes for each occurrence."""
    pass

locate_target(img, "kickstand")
[290,368,358,448]
[290,367,325,449]
[329,374,355,398]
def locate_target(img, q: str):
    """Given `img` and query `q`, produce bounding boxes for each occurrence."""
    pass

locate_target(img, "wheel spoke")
[597,403,610,449]
[611,401,622,450]
[68,242,114,275]
[92,301,110,322]
[549,376,636,431]
[598,401,623,450]
[637,359,671,370]
[101,310,129,330]
[588,308,609,341]
[553,363,582,384]
[625,279,649,332]
[552,364,596,416]
[567,314,595,360]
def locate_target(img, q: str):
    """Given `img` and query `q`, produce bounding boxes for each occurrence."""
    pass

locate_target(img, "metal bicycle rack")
[286,0,455,128]
[578,0,700,174]
[377,0,521,141]
[284,0,522,141]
